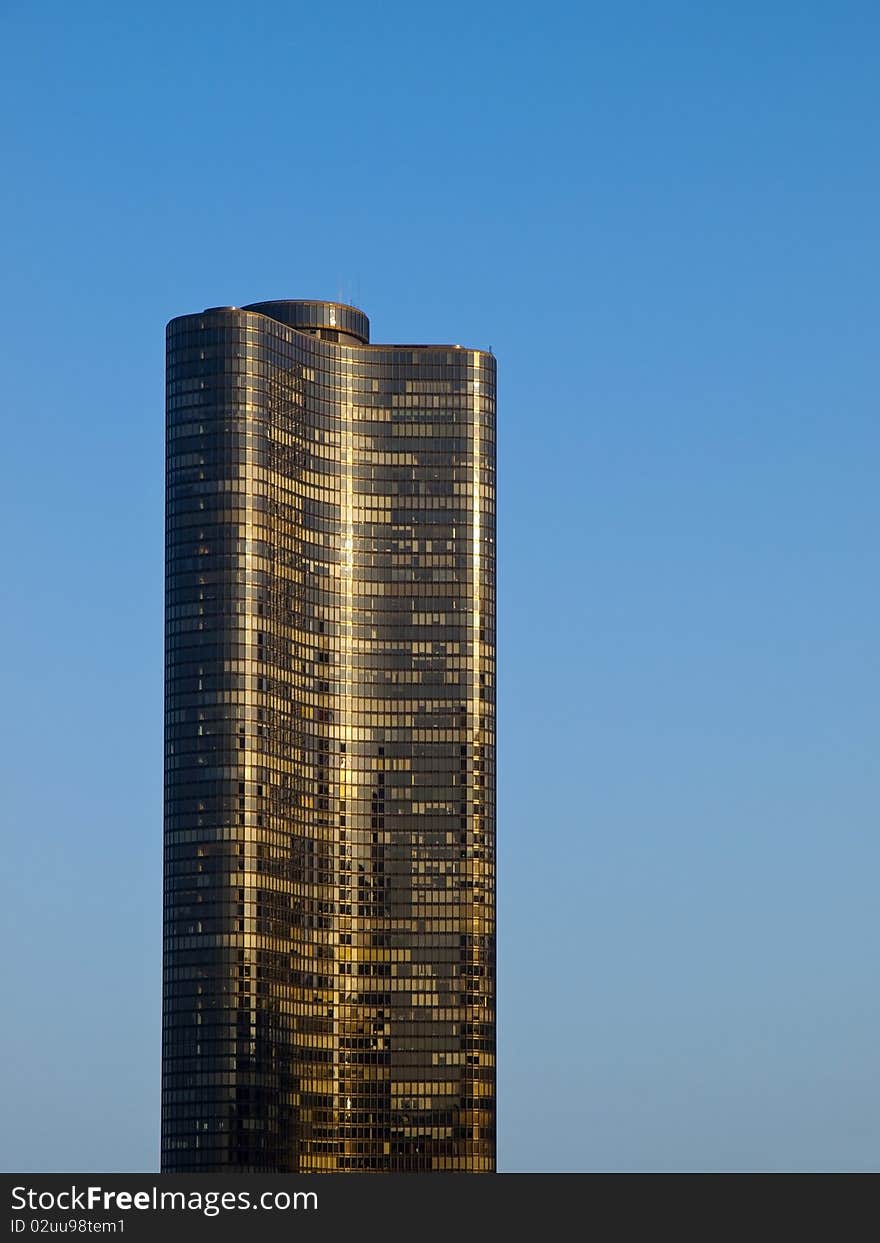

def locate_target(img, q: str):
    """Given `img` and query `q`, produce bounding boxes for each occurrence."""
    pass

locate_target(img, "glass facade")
[162,301,496,1172]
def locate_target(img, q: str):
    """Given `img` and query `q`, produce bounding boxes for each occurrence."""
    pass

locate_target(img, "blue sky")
[1,0,879,1171]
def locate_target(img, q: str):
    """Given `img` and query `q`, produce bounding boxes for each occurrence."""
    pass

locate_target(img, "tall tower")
[162,301,496,1171]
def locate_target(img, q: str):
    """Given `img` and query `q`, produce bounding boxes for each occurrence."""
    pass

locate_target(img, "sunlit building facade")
[162,300,496,1171]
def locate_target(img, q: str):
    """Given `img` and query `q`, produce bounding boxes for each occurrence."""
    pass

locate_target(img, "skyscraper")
[162,300,496,1172]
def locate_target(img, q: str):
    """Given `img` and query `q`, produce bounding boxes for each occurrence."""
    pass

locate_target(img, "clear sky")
[1,0,879,1173]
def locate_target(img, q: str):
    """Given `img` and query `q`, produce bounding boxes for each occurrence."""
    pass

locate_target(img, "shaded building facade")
[162,301,496,1171]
